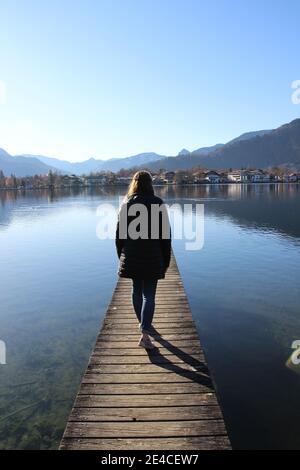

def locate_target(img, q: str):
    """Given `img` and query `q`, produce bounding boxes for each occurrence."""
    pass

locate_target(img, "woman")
[115,171,171,349]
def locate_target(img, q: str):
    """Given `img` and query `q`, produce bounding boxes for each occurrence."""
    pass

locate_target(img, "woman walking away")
[115,171,171,349]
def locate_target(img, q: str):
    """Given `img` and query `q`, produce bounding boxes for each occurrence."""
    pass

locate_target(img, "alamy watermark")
[291,80,300,104]
[0,340,6,365]
[290,340,300,365]
[96,198,204,251]
[0,80,6,105]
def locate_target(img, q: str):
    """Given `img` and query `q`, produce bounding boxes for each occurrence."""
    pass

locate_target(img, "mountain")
[0,149,59,176]
[141,144,226,172]
[145,120,300,171]
[178,149,190,156]
[22,152,165,175]
[191,143,224,156]
[142,143,226,171]
[99,152,165,172]
[197,119,300,170]
[21,154,102,174]
[227,129,272,145]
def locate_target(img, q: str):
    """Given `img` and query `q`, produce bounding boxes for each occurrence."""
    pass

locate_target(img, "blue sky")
[0,0,299,161]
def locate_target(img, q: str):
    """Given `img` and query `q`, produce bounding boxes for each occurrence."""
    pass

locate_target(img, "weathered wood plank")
[78,382,213,395]
[82,371,211,384]
[63,419,227,438]
[60,436,231,450]
[105,319,192,324]
[95,339,202,347]
[74,393,218,408]
[89,354,206,365]
[86,363,209,373]
[92,346,203,356]
[98,335,199,342]
[100,325,198,332]
[69,405,223,422]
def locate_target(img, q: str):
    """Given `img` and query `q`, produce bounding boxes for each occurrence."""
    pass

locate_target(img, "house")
[227,169,269,183]
[204,171,221,183]
[84,175,108,186]
[192,171,206,183]
[227,171,242,182]
[227,170,248,182]
[115,176,132,185]
[283,173,298,182]
[62,174,83,187]
[248,170,270,182]
[152,175,166,185]
[288,173,298,182]
[163,171,175,184]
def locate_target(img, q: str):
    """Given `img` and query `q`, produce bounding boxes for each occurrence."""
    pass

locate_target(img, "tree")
[0,170,4,187]
[11,174,17,188]
[48,170,55,188]
[174,170,186,184]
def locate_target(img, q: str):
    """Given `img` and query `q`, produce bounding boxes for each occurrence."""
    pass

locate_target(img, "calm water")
[0,184,300,449]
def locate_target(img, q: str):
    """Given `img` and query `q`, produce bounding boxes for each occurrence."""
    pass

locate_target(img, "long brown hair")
[126,171,154,198]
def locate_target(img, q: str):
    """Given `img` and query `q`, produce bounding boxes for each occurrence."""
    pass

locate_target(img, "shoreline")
[0,181,300,191]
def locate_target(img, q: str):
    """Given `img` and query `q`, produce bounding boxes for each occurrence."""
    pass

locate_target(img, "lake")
[0,184,300,449]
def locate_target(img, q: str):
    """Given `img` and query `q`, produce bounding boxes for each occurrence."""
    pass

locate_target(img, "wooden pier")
[60,255,231,450]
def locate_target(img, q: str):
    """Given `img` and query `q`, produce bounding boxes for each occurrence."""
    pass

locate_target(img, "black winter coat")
[115,192,171,279]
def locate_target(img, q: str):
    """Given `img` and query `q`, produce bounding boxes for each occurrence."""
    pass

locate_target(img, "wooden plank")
[68,406,223,421]
[102,325,197,333]
[89,354,206,365]
[78,382,213,395]
[60,436,231,450]
[94,339,202,347]
[82,372,211,384]
[63,419,227,438]
[92,346,203,356]
[86,363,209,373]
[60,254,230,450]
[105,318,192,323]
[74,393,218,408]
[98,334,199,341]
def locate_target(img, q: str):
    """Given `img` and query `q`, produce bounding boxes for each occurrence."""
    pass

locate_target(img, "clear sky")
[0,0,300,162]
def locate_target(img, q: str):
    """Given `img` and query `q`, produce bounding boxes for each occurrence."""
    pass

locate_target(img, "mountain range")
[1,119,300,177]
[144,120,300,171]
[20,152,165,175]
[0,148,59,177]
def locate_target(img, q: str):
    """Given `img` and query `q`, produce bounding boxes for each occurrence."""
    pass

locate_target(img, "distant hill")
[145,120,300,171]
[197,119,300,170]
[177,149,190,156]
[21,152,165,175]
[0,149,59,176]
[21,154,103,175]
[191,143,224,156]
[143,144,226,172]
[99,152,165,172]
[226,129,272,145]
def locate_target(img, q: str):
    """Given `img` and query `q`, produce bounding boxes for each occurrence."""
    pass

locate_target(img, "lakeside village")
[0,167,300,190]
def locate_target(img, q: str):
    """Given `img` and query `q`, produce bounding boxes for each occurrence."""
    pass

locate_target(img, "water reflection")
[1,184,300,240]
[0,185,300,449]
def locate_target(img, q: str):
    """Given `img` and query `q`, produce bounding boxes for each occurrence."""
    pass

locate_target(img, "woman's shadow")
[145,326,214,390]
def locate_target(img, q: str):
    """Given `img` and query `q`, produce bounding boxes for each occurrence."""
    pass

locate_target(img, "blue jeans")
[132,279,158,333]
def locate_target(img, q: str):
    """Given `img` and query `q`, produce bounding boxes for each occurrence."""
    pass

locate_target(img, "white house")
[227,170,270,183]
[227,170,250,182]
[204,171,221,183]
